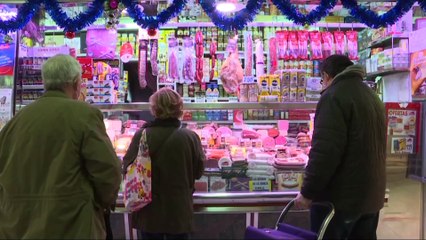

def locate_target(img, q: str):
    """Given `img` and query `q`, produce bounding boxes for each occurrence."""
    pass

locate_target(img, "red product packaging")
[310,31,323,60]
[276,31,288,60]
[288,31,299,60]
[322,32,334,58]
[346,31,359,60]
[298,31,309,60]
[77,57,94,79]
[334,31,346,55]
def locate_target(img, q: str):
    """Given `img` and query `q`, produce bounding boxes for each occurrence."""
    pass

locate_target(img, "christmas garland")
[44,0,107,32]
[122,0,187,29]
[200,0,263,31]
[0,0,42,34]
[271,0,337,26]
[341,0,416,28]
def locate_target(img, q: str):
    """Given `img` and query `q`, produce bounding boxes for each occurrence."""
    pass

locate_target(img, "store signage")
[28,46,70,58]
[0,42,15,76]
[386,103,421,154]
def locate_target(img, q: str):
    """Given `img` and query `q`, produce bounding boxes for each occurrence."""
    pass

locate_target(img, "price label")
[182,97,193,103]
[228,97,239,103]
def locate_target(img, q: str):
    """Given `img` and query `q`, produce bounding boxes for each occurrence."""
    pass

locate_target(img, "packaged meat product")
[346,31,358,60]
[255,39,265,77]
[298,31,309,60]
[275,135,287,145]
[288,31,299,60]
[244,32,253,76]
[138,40,148,88]
[310,31,323,60]
[220,36,243,94]
[210,41,217,81]
[168,37,179,81]
[334,31,346,55]
[242,128,260,139]
[216,126,233,136]
[262,136,276,149]
[182,37,195,83]
[268,128,279,138]
[195,31,204,83]
[269,37,278,74]
[150,39,158,76]
[322,32,334,58]
[276,30,288,60]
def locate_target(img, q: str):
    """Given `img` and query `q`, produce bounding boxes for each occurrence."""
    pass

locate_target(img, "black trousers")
[310,205,380,240]
[104,211,113,240]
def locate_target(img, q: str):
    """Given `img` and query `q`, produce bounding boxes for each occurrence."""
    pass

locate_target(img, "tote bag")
[124,129,152,212]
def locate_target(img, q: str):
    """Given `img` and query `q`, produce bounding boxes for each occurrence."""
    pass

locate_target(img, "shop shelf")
[182,120,309,124]
[44,22,367,34]
[366,68,409,79]
[367,33,409,49]
[94,102,317,112]
[17,85,44,90]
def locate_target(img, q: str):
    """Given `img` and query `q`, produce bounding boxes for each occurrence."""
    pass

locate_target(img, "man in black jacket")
[295,55,386,239]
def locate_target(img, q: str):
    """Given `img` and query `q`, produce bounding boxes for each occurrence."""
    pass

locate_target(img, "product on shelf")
[244,32,253,76]
[150,40,159,76]
[167,37,179,81]
[195,31,204,83]
[139,40,148,88]
[220,36,243,94]
[182,37,196,83]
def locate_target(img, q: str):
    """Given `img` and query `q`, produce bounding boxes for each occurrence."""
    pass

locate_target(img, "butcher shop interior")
[2,0,426,239]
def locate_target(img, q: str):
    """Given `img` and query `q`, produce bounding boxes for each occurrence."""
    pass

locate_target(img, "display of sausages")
[138,40,148,88]
[195,31,204,83]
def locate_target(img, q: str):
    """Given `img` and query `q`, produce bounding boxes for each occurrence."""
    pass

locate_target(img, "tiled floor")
[377,168,422,239]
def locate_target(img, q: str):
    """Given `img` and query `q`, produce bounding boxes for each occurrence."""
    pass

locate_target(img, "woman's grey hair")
[149,87,183,119]
[42,54,82,91]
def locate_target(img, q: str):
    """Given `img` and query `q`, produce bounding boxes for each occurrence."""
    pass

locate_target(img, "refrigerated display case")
[96,101,316,239]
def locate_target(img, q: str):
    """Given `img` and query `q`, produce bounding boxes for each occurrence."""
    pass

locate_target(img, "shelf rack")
[94,102,317,112]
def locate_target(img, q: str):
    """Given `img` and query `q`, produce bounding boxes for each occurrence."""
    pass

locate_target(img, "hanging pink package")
[288,31,299,60]
[168,37,179,81]
[182,37,196,83]
[298,31,309,60]
[276,31,288,60]
[269,37,278,74]
[310,31,323,60]
[322,32,334,58]
[334,31,346,55]
[195,31,204,83]
[138,40,148,88]
[346,31,359,60]
[86,29,118,59]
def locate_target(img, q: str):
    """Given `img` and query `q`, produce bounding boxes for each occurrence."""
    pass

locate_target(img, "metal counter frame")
[115,191,298,240]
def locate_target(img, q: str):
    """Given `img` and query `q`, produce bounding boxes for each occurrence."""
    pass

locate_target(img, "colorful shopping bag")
[124,129,152,212]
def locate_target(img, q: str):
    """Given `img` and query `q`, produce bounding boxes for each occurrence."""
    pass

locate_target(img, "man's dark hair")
[320,55,354,78]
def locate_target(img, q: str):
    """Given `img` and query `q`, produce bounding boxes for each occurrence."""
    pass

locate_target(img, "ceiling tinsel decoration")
[44,0,106,32]
[104,0,122,29]
[121,0,187,29]
[271,0,337,26]
[341,0,417,28]
[0,0,42,34]
[199,0,264,31]
[1,0,426,33]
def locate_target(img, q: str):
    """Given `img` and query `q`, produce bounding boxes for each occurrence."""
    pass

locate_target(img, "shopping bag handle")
[274,199,335,240]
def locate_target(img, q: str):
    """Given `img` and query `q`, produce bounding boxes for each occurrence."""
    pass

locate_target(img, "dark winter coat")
[123,118,205,234]
[0,90,121,239]
[301,65,387,215]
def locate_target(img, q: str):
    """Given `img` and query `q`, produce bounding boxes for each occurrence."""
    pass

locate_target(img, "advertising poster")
[0,88,12,130]
[386,103,421,154]
[0,5,17,76]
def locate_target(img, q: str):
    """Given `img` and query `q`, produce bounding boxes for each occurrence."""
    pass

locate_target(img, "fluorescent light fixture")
[216,2,237,13]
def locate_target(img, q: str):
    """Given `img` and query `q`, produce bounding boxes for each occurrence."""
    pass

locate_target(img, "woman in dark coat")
[123,87,205,240]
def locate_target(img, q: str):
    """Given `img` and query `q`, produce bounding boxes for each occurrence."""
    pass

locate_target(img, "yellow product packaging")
[290,87,298,102]
[281,86,290,102]
[297,87,306,102]
[269,75,280,96]
[259,76,270,96]
[298,71,307,87]
[281,71,290,87]
[290,71,298,87]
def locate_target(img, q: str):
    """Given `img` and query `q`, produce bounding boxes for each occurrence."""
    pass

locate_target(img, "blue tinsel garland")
[419,0,426,12]
[44,0,107,32]
[271,0,337,26]
[200,0,263,31]
[122,0,187,29]
[0,0,42,34]
[341,0,416,29]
